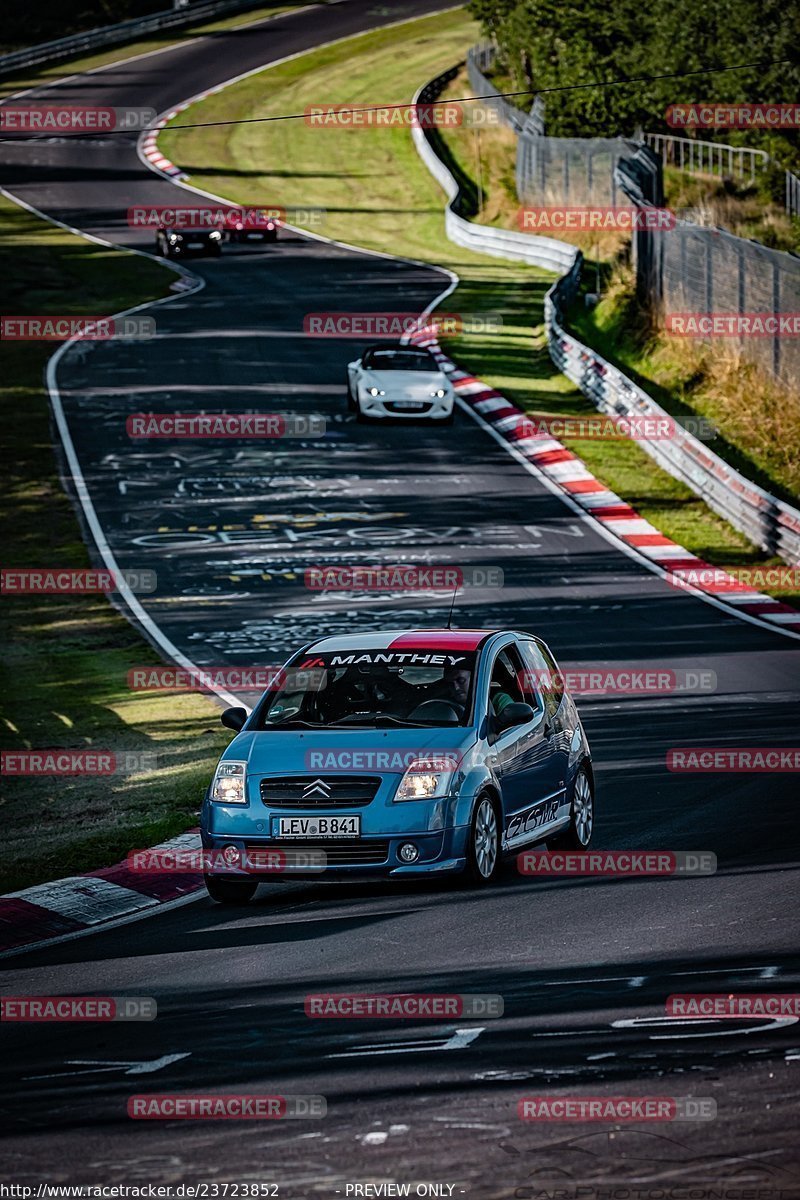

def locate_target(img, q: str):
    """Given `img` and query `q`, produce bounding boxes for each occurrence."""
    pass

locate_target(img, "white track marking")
[26,1052,191,1080]
[327,1027,485,1058]
[612,1014,798,1037]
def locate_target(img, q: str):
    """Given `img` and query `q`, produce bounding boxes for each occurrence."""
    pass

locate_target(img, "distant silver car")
[347,342,455,424]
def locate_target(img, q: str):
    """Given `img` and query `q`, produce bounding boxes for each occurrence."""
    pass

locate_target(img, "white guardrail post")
[410,67,800,565]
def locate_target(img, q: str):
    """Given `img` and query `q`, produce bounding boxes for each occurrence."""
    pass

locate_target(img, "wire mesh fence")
[466,43,531,134]
[653,224,800,386]
[468,43,800,387]
[517,129,640,208]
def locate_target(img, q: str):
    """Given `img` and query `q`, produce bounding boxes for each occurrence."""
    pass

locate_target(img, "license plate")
[187,241,204,249]
[246,232,263,240]
[275,815,360,838]
[393,400,424,410]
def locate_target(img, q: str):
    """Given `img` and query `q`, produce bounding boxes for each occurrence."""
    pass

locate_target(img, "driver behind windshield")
[259,653,475,727]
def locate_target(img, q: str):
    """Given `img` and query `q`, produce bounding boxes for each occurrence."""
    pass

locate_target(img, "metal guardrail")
[644,133,769,184]
[546,285,800,562]
[412,66,800,565]
[469,47,800,220]
[0,0,266,78]
[412,72,578,277]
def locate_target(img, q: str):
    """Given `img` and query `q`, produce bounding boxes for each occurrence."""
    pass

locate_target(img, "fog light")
[399,842,419,863]
[222,844,241,867]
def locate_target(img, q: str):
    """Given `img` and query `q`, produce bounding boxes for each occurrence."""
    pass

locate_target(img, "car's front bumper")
[201,825,469,880]
[358,391,454,420]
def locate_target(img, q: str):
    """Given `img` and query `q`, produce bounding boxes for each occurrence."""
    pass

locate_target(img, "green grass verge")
[0,2,308,100]
[0,196,229,891]
[160,10,798,606]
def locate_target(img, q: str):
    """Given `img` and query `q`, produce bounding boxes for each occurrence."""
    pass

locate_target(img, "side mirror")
[221,706,247,732]
[495,701,536,732]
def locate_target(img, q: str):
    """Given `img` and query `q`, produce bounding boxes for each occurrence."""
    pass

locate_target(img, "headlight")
[209,230,222,240]
[168,233,180,244]
[367,387,385,397]
[211,760,247,804]
[431,388,446,398]
[395,756,458,801]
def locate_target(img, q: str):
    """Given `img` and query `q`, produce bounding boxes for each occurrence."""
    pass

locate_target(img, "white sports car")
[346,342,456,424]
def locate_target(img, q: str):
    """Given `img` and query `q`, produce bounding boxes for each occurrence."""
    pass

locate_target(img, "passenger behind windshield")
[361,348,438,372]
[257,653,476,728]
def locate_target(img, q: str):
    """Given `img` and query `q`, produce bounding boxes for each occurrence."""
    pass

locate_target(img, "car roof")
[305,629,504,654]
[159,226,214,234]
[362,343,434,355]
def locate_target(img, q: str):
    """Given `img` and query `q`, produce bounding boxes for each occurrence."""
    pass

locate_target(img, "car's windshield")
[255,649,477,728]
[362,347,438,372]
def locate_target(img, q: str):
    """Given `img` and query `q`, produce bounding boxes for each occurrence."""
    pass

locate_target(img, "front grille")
[260,775,381,808]
[254,840,390,866]
[385,401,433,414]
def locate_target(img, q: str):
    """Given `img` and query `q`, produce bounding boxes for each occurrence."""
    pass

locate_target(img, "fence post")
[738,243,746,353]
[772,259,781,380]
[705,234,714,319]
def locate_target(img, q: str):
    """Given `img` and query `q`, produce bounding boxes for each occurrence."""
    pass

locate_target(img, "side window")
[519,640,564,719]
[488,646,527,717]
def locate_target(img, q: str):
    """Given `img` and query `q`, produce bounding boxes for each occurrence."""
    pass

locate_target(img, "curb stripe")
[406,327,799,630]
[0,830,203,954]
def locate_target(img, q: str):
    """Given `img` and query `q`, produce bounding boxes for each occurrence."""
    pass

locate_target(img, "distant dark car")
[155,227,222,258]
[227,217,279,245]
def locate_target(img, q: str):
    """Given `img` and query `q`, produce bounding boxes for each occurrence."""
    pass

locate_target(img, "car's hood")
[363,369,449,399]
[227,726,475,776]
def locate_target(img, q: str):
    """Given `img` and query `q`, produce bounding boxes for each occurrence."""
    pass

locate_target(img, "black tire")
[434,409,455,426]
[204,874,258,905]
[465,793,501,884]
[547,764,594,851]
[356,407,371,424]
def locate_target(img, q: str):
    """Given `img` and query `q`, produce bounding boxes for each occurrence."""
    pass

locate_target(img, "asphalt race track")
[1,1,799,1192]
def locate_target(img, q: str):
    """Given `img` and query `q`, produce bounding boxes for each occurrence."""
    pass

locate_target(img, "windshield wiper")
[261,718,325,730]
[327,714,458,728]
